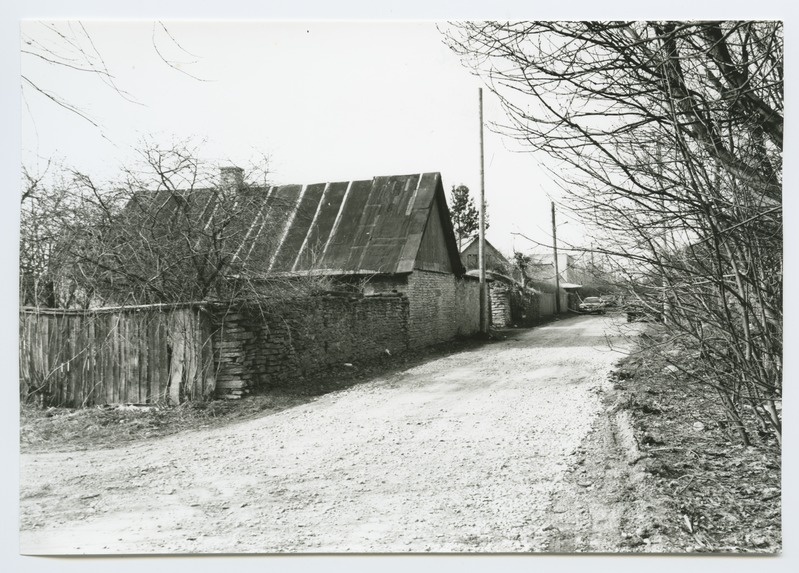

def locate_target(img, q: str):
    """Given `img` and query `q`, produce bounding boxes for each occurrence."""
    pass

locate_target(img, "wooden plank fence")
[537,293,556,318]
[19,304,216,408]
[536,292,572,318]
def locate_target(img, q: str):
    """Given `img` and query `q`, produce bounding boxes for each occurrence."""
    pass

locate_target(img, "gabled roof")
[460,237,511,266]
[129,172,465,278]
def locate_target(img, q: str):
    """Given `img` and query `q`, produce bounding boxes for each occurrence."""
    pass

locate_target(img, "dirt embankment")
[605,332,781,553]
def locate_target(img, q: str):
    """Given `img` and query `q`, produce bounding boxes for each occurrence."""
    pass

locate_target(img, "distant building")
[459,237,522,284]
[459,238,574,326]
[523,252,575,286]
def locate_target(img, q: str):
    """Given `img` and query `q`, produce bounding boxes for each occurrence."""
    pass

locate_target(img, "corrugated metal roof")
[130,172,465,278]
[250,172,463,276]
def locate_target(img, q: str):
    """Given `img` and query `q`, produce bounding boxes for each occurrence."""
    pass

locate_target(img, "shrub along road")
[21,315,676,554]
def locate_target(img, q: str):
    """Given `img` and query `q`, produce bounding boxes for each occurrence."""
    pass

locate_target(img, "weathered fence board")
[19,304,216,408]
[538,293,556,317]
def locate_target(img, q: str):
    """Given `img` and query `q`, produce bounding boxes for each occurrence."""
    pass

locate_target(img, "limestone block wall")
[212,270,482,397]
[211,294,409,397]
[405,270,480,348]
[489,283,512,328]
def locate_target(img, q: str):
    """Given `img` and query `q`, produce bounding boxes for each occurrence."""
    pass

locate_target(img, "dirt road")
[20,315,673,554]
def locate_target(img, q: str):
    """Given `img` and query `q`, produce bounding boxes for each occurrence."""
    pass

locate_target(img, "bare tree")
[21,21,206,129]
[19,159,119,308]
[444,21,783,445]
[20,139,330,310]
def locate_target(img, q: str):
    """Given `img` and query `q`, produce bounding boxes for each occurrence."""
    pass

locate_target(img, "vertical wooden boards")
[189,310,199,400]
[131,313,139,404]
[412,200,453,274]
[18,315,27,398]
[67,315,76,405]
[119,316,127,405]
[104,314,114,405]
[138,313,148,404]
[156,313,167,403]
[19,305,213,408]
[146,315,156,404]
[84,316,94,406]
[167,311,183,405]
[131,314,141,404]
[42,314,53,402]
[200,309,216,398]
[188,310,199,400]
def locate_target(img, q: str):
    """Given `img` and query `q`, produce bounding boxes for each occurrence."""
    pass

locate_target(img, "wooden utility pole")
[478,88,488,334]
[551,201,561,315]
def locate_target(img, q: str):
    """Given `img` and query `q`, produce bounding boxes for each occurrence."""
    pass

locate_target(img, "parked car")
[599,295,618,308]
[579,296,606,314]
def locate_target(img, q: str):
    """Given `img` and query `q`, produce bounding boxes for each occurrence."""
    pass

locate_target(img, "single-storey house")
[214,169,481,394]
[524,252,576,286]
[208,169,481,395]
[221,169,480,344]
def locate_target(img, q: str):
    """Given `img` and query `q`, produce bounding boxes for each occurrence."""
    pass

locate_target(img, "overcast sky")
[20,20,585,257]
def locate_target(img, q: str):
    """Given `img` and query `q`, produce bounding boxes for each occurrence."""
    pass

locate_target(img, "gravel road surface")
[20,314,668,554]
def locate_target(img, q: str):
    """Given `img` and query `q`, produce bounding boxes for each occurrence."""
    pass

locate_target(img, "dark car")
[579,296,606,314]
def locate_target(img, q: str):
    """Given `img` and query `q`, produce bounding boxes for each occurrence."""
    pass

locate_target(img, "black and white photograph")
[6,1,790,567]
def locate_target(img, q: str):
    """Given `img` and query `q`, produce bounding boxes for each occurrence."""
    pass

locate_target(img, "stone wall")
[405,270,480,348]
[489,284,512,327]
[211,270,482,397]
[488,283,546,328]
[212,294,409,397]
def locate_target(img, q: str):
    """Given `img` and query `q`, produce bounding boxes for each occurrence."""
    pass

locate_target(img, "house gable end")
[461,238,512,275]
[397,173,465,276]
[414,199,453,273]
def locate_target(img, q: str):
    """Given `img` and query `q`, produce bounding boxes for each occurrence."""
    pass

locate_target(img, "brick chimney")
[219,166,244,190]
